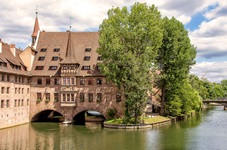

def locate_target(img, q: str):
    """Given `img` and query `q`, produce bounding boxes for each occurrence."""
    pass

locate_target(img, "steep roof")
[0,42,30,76]
[31,31,101,76]
[31,17,40,37]
[60,32,78,64]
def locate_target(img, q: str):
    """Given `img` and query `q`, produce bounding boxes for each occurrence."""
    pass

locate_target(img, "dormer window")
[52,56,58,61]
[40,48,47,52]
[85,48,91,52]
[97,56,102,60]
[38,57,45,61]
[82,66,90,70]
[53,48,60,52]
[35,66,44,70]
[49,66,57,70]
[84,56,90,61]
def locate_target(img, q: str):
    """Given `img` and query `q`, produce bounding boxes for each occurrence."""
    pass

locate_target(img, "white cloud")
[189,16,227,59]
[0,0,227,82]
[191,61,227,83]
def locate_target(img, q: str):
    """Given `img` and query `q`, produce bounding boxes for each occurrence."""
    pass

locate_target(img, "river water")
[1,106,227,150]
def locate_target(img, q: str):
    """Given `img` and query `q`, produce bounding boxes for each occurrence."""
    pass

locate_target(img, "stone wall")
[0,73,30,129]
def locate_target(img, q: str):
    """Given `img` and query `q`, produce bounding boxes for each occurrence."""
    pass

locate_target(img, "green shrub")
[107,108,117,119]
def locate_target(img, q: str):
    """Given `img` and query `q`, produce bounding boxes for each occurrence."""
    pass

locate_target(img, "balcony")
[60,101,76,107]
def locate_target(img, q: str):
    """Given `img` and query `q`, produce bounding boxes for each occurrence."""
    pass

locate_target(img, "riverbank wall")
[104,119,171,129]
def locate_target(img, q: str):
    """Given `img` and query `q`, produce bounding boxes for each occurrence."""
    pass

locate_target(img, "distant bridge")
[203,100,227,104]
[202,100,227,110]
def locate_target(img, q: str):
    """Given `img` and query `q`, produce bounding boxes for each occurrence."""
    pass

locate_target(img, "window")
[71,78,75,85]
[18,88,20,94]
[15,99,17,107]
[37,78,42,85]
[96,65,101,71]
[27,88,29,94]
[7,75,10,81]
[80,78,85,85]
[97,93,102,102]
[49,66,57,70]
[45,93,50,101]
[54,78,60,85]
[67,94,70,101]
[97,78,102,85]
[6,100,9,108]
[18,99,20,107]
[84,56,90,61]
[80,93,84,102]
[54,93,59,102]
[46,78,50,85]
[40,48,47,52]
[37,93,42,101]
[1,74,5,81]
[71,94,74,101]
[63,78,66,85]
[1,87,4,94]
[82,66,90,70]
[67,78,70,85]
[52,56,58,61]
[15,88,17,94]
[1,100,4,108]
[97,56,102,60]
[35,66,44,70]
[22,77,24,83]
[85,48,91,52]
[27,99,29,106]
[63,94,66,101]
[88,93,93,102]
[15,76,17,82]
[53,48,60,52]
[6,87,10,94]
[22,88,24,94]
[116,93,122,102]
[88,79,93,85]
[21,99,24,106]
[38,56,45,61]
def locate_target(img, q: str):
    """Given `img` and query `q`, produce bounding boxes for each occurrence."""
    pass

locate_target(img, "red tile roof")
[31,17,40,37]
[31,31,101,77]
[0,42,30,76]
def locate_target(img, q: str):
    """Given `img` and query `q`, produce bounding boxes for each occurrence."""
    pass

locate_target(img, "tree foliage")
[155,17,198,116]
[98,3,163,123]
[189,76,226,100]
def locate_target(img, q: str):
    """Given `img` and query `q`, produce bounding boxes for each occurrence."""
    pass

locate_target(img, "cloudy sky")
[0,0,227,83]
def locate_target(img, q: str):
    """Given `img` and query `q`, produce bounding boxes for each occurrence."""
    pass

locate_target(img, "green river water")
[1,106,227,150]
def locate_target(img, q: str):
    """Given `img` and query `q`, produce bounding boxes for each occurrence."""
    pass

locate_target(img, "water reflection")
[0,124,30,150]
[1,106,227,150]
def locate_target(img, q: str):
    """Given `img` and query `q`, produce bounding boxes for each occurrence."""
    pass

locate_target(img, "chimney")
[10,44,16,57]
[0,39,2,53]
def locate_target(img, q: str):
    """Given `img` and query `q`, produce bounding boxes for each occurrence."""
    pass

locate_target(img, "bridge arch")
[72,105,110,120]
[31,109,64,122]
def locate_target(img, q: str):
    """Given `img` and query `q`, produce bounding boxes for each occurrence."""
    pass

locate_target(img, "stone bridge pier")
[224,104,227,110]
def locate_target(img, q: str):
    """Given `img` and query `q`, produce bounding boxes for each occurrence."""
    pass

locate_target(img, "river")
[0,106,227,150]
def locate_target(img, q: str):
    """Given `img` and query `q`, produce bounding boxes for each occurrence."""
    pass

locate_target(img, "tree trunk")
[160,85,166,115]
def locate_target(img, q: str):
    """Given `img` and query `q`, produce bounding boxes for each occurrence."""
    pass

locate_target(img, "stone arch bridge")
[203,100,227,110]
[30,98,124,123]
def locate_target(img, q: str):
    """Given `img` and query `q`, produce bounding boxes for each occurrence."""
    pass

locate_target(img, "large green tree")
[98,3,163,123]
[155,17,197,115]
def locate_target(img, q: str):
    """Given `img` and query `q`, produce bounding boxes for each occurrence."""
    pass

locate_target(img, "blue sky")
[0,0,227,82]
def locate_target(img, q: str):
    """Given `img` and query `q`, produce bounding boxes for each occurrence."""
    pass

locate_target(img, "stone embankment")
[104,119,171,129]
